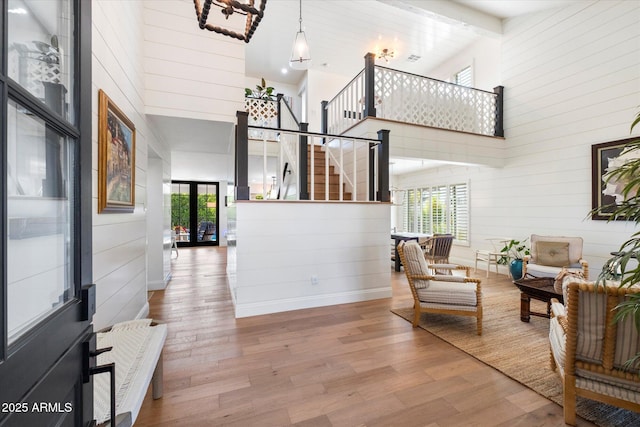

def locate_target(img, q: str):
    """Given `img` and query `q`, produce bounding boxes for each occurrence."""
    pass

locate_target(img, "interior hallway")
[135,246,594,426]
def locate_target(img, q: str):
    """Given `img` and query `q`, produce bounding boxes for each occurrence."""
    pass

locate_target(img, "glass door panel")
[171,181,219,246]
[197,183,217,243]
[171,182,190,243]
[6,99,74,344]
[8,0,75,122]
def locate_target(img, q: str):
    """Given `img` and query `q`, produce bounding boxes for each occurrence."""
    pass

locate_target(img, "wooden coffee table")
[513,277,563,322]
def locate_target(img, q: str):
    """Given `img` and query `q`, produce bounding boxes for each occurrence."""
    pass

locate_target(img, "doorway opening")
[172,181,219,247]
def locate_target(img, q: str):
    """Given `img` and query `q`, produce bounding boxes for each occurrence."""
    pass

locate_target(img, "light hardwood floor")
[136,246,594,426]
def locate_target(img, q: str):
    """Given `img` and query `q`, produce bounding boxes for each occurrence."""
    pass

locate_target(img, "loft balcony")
[323,53,504,138]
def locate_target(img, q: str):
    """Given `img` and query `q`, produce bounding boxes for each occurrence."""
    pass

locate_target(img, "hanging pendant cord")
[298,0,303,32]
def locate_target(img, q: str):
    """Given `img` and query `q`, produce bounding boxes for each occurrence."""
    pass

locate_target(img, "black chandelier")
[193,0,267,43]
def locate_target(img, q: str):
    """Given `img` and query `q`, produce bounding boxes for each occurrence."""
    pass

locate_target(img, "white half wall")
[232,201,391,317]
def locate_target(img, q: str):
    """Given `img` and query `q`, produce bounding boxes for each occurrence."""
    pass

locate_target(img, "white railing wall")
[241,125,384,202]
[323,54,503,138]
[325,70,366,135]
[374,66,498,136]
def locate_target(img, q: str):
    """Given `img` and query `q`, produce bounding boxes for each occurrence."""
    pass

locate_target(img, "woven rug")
[391,283,640,427]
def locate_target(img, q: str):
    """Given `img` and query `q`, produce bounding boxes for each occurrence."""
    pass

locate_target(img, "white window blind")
[401,182,469,243]
[454,66,472,87]
[449,183,469,241]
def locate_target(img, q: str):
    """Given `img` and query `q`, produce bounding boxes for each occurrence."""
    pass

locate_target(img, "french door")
[1,1,94,426]
[171,181,219,247]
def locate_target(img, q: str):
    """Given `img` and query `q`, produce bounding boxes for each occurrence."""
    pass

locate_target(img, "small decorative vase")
[510,259,524,280]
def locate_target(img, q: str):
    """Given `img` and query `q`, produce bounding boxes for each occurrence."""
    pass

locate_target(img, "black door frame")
[0,0,94,425]
[172,180,220,247]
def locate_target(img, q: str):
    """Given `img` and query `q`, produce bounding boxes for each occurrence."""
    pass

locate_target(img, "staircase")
[307,145,352,201]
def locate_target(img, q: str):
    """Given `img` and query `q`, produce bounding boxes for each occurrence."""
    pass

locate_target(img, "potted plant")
[591,110,640,370]
[498,238,530,280]
[245,77,275,101]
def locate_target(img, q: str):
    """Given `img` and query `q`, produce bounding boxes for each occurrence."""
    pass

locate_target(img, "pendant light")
[289,0,311,69]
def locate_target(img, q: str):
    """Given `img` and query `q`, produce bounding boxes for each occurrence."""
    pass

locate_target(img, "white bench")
[94,319,167,427]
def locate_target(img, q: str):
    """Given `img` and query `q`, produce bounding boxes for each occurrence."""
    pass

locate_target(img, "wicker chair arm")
[550,298,568,333]
[407,274,435,281]
[431,275,466,283]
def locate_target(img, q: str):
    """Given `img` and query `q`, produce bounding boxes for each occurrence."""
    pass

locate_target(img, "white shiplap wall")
[397,0,640,276]
[143,0,245,123]
[92,1,171,329]
[233,202,391,317]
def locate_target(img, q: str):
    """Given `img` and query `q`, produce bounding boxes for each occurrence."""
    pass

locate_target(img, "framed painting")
[98,89,136,213]
[591,137,637,220]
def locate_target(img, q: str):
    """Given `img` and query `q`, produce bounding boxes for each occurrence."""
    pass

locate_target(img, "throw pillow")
[537,241,570,267]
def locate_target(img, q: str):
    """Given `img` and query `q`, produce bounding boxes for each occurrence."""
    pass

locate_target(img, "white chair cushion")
[416,280,477,307]
[549,316,566,371]
[401,240,431,289]
[526,263,583,279]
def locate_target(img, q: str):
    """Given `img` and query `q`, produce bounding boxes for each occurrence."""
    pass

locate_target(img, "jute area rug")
[391,280,640,427]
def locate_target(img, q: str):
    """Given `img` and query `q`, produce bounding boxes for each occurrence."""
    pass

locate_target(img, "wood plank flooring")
[136,246,595,426]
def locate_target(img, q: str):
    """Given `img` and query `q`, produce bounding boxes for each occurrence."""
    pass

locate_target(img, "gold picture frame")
[98,89,136,213]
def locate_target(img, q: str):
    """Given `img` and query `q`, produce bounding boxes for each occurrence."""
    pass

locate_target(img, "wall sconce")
[193,0,267,43]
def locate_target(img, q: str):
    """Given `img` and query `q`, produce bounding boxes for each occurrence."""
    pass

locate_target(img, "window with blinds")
[402,182,469,243]
[454,66,472,87]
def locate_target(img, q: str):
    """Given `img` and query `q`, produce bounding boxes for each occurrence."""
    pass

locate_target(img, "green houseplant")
[591,110,640,370]
[498,238,530,279]
[245,77,275,101]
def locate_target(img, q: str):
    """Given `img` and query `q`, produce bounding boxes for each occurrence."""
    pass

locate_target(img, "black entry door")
[172,181,219,247]
[0,1,94,426]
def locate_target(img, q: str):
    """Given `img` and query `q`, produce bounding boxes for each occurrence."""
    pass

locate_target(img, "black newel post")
[377,129,390,202]
[321,99,328,132]
[368,142,375,201]
[494,85,504,137]
[299,122,309,200]
[276,93,283,129]
[235,111,250,200]
[364,52,377,118]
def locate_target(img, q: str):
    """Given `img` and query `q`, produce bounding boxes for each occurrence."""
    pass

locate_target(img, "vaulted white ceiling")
[244,0,581,86]
[158,0,582,178]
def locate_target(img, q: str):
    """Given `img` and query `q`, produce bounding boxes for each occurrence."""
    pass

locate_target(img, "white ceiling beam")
[376,0,503,36]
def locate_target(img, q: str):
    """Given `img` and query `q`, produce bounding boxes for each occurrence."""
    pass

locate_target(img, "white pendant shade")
[289,0,311,70]
[289,30,311,69]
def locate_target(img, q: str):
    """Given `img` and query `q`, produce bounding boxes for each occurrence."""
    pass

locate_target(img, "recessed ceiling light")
[281,68,288,74]
[8,7,27,14]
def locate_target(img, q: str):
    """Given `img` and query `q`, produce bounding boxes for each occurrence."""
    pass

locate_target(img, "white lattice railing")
[374,67,498,136]
[324,65,500,137]
[246,97,278,139]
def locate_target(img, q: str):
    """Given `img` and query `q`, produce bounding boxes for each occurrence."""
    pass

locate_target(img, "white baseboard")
[135,302,150,320]
[147,279,167,291]
[234,287,392,318]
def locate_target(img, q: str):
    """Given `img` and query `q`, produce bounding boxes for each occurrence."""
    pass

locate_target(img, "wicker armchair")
[523,234,589,279]
[549,278,640,425]
[397,240,483,335]
[421,234,454,264]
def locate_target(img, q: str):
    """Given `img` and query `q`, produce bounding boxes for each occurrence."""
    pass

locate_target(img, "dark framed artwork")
[591,137,637,220]
[98,89,136,213]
